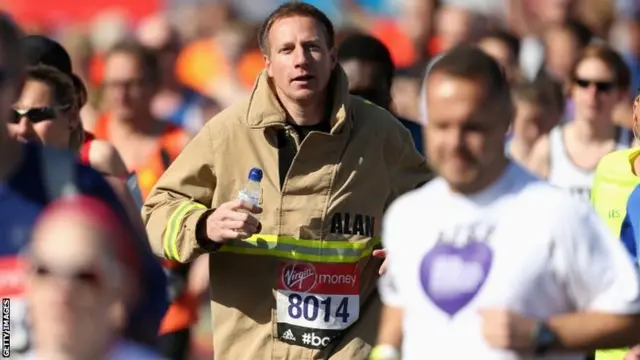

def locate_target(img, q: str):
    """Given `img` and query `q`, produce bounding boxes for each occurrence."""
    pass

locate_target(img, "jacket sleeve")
[142,123,217,263]
[388,126,433,202]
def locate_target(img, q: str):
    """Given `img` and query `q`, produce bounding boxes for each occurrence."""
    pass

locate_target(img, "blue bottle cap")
[248,168,263,182]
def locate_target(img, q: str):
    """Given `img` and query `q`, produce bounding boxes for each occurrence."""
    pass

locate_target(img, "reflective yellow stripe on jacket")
[220,235,381,263]
[163,201,207,261]
[162,201,380,263]
[596,349,628,360]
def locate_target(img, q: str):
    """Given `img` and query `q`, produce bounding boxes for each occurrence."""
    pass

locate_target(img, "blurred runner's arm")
[377,276,404,348]
[376,123,432,275]
[105,175,146,234]
[526,134,550,179]
[374,199,408,356]
[88,140,129,178]
[545,203,640,352]
[481,202,640,354]
[142,124,217,263]
[188,254,210,298]
[387,126,433,199]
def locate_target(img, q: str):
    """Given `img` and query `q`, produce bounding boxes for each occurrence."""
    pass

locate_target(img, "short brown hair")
[258,2,335,54]
[105,40,160,86]
[569,43,630,91]
[26,65,76,109]
[429,44,511,103]
[26,65,84,151]
[512,78,565,115]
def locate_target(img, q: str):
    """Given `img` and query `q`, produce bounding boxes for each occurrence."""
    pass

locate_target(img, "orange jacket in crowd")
[93,113,198,335]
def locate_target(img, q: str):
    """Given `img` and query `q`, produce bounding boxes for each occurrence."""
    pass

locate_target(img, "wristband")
[531,320,557,355]
[369,344,400,360]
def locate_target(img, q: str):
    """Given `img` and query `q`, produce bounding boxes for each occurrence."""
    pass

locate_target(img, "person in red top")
[18,35,144,240]
[98,39,207,360]
[21,35,128,178]
[24,195,165,360]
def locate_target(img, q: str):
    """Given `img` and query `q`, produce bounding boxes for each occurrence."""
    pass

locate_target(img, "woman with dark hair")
[23,195,164,360]
[14,35,167,348]
[527,43,633,202]
[21,35,128,178]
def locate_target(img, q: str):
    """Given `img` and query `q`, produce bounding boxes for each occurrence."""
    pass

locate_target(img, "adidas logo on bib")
[281,329,296,342]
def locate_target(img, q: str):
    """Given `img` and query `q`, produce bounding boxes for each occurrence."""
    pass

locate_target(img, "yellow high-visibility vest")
[591,148,640,360]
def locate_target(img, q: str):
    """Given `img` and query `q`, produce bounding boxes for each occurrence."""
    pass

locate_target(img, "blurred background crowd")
[6,0,640,358]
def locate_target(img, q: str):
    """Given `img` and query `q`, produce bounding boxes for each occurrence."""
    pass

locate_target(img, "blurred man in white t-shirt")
[371,45,640,360]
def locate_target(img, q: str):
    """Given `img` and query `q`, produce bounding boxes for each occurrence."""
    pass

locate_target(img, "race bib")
[276,262,360,349]
[0,257,30,354]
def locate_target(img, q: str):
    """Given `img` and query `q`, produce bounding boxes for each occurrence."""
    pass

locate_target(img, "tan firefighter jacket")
[142,66,432,360]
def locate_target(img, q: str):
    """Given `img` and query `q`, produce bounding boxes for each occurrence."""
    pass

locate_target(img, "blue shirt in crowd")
[0,143,168,345]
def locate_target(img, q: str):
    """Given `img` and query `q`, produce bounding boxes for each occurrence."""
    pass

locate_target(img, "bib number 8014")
[287,294,350,323]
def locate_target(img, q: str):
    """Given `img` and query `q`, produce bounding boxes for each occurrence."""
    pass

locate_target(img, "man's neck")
[508,138,533,164]
[277,89,328,127]
[451,156,510,195]
[568,117,617,143]
[0,136,22,181]
[112,112,157,135]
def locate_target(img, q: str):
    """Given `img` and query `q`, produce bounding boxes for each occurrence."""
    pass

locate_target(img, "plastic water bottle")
[238,168,263,216]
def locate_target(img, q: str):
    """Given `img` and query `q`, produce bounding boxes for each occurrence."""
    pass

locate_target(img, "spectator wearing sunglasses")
[21,35,146,235]
[527,43,633,202]
[21,35,129,179]
[22,195,164,360]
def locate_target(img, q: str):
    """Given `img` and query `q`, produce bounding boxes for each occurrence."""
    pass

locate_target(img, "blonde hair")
[25,65,85,152]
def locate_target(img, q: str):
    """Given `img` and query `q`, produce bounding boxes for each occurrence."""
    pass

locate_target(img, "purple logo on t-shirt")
[419,228,494,317]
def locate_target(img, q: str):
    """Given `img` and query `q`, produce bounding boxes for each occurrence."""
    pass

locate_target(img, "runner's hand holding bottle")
[202,168,263,243]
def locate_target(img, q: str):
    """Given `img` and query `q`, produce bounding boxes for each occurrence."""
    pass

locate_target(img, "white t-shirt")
[380,163,640,360]
[547,126,632,202]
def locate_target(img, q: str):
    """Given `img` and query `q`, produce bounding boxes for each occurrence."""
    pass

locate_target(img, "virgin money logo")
[282,263,317,292]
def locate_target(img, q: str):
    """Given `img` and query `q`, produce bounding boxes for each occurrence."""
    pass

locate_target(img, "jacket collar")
[244,66,351,134]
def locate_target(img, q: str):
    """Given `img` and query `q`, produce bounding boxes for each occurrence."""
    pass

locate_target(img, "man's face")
[27,213,122,357]
[341,59,390,109]
[425,73,510,192]
[544,28,578,82]
[102,52,155,120]
[513,99,544,145]
[478,38,516,82]
[265,15,335,105]
[571,57,620,123]
[537,0,573,25]
[435,6,471,52]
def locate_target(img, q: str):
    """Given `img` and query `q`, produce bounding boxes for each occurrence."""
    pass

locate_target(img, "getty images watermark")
[2,298,9,358]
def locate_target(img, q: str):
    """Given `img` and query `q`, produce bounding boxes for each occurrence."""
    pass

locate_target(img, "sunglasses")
[10,105,70,124]
[31,262,102,289]
[574,78,615,92]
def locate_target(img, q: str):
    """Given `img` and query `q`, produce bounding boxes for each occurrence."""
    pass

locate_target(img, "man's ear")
[265,54,273,77]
